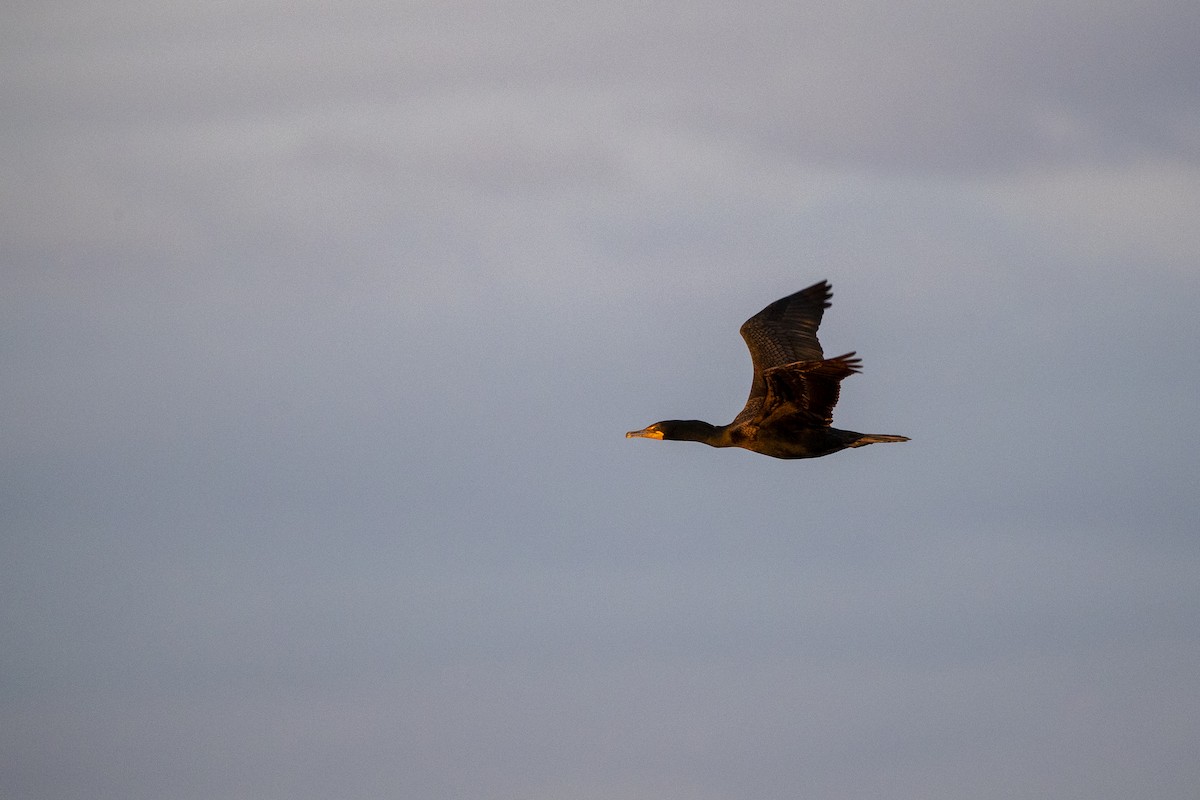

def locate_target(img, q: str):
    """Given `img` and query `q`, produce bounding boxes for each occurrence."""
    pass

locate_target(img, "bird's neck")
[667,420,725,445]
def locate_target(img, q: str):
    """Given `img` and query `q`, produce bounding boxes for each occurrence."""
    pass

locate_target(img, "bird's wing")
[732,281,832,424]
[760,352,862,427]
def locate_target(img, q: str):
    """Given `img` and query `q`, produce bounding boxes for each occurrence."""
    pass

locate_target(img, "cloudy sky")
[4,2,1199,798]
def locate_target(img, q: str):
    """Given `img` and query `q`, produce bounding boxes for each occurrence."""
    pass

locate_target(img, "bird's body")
[626,281,908,459]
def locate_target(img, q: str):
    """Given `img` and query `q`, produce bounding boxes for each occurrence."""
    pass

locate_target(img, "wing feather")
[733,280,832,424]
[760,352,861,427]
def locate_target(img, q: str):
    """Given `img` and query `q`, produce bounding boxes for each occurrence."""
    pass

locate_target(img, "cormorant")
[626,280,909,459]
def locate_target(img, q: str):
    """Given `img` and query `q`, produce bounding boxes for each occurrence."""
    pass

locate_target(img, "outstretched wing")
[732,281,832,425]
[760,352,861,427]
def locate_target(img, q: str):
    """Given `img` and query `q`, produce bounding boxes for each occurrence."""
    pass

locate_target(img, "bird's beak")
[626,427,664,440]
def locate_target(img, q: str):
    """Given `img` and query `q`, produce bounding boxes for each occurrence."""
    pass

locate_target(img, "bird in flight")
[626,280,909,459]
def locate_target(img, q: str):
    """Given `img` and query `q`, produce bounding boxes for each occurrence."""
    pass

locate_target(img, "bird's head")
[626,420,718,443]
[626,422,666,440]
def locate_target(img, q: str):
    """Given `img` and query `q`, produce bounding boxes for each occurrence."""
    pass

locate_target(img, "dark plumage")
[626,280,909,459]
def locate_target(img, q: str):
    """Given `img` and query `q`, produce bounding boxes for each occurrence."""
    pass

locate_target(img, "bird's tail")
[849,433,910,447]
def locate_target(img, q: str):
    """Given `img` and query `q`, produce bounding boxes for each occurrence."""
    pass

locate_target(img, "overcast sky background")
[4,2,1200,799]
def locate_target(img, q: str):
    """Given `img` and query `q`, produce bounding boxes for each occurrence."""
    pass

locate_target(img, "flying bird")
[626,280,909,459]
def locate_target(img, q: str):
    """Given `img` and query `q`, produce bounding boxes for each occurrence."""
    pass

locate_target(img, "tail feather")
[850,433,910,447]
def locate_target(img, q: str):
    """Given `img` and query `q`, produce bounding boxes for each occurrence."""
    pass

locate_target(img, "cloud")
[986,159,1200,266]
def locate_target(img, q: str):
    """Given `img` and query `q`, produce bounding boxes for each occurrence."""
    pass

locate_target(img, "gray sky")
[4,2,1199,799]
